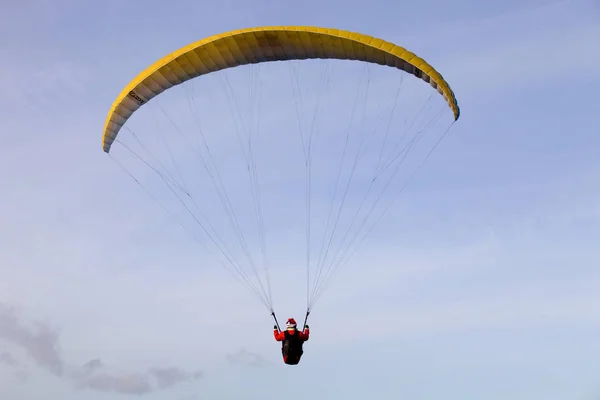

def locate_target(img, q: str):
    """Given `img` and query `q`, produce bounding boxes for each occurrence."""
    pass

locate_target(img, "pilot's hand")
[273,325,278,330]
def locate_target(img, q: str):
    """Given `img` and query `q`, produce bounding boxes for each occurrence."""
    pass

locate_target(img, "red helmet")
[286,318,297,329]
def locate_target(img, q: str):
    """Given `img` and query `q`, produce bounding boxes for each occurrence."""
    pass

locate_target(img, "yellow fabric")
[102,26,460,153]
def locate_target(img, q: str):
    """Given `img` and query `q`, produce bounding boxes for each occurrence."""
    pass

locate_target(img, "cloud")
[0,301,203,395]
[226,348,269,368]
[75,369,153,395]
[0,302,63,376]
[149,367,203,389]
[80,358,103,375]
[179,395,202,400]
[72,363,203,395]
[0,349,30,382]
[0,351,20,368]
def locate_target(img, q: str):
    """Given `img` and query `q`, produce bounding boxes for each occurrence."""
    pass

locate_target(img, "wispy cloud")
[0,351,20,368]
[0,350,30,382]
[149,367,203,389]
[226,348,270,368]
[0,302,63,376]
[0,302,203,395]
[74,368,153,395]
[72,363,203,395]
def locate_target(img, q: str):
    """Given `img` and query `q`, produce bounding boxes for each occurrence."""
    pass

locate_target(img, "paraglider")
[273,318,310,365]
[101,25,460,364]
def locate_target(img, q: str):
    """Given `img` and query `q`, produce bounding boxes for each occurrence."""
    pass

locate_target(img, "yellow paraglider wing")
[102,26,460,153]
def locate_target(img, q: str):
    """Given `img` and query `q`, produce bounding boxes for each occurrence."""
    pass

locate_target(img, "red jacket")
[274,327,309,341]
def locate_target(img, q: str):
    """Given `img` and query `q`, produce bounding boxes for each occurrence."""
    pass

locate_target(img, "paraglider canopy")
[102,26,459,153]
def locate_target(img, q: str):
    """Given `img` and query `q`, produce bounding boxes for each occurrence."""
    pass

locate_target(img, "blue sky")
[1,0,599,399]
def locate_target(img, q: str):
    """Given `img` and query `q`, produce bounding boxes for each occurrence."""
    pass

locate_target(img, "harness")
[281,330,304,357]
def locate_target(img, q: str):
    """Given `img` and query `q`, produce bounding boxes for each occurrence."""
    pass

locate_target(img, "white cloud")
[0,301,204,396]
[226,348,270,368]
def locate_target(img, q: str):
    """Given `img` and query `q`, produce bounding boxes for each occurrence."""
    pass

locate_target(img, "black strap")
[302,309,310,329]
[271,311,281,332]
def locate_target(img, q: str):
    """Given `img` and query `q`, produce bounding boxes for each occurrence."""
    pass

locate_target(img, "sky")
[1,0,599,399]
